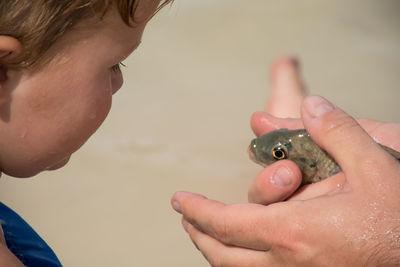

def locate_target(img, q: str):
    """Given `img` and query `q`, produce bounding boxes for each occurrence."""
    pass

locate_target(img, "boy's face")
[0,3,158,177]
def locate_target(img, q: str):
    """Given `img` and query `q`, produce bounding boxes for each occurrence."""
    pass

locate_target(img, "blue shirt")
[0,202,62,266]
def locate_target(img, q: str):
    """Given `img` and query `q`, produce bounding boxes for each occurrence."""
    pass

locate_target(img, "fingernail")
[304,96,335,119]
[172,200,181,213]
[271,166,293,187]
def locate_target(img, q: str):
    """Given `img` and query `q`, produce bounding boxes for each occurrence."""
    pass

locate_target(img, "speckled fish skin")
[249,129,400,185]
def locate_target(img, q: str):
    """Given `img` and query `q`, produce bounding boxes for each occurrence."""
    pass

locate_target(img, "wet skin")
[249,129,400,185]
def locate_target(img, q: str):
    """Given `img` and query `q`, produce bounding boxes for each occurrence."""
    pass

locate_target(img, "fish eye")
[272,145,287,160]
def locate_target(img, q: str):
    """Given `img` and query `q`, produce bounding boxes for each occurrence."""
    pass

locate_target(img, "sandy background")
[0,0,399,266]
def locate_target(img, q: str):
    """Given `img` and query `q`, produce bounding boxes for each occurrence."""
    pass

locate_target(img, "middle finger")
[250,112,303,137]
[183,219,274,267]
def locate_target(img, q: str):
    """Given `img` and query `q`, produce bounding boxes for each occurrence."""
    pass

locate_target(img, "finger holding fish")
[250,111,303,137]
[248,159,302,204]
[301,96,400,189]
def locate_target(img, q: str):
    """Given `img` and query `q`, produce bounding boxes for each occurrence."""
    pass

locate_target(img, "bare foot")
[265,56,307,118]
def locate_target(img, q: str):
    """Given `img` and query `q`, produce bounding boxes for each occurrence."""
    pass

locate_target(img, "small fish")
[249,129,400,185]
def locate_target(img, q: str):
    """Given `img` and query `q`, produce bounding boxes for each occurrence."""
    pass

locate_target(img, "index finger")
[171,191,292,251]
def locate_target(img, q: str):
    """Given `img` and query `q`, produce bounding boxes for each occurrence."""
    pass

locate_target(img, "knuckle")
[206,253,226,267]
[250,179,268,204]
[213,215,230,244]
[316,111,362,148]
[286,223,307,252]
[212,205,239,245]
[209,259,242,267]
[209,260,224,267]
[276,204,307,251]
[320,111,358,138]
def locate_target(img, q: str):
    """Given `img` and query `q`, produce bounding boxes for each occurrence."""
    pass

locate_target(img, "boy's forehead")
[70,3,154,55]
[103,11,147,57]
[46,0,161,67]
[98,0,160,44]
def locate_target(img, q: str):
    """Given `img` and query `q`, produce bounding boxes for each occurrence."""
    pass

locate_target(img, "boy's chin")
[3,156,71,178]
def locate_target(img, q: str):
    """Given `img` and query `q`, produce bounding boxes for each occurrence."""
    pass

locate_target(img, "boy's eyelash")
[111,62,126,72]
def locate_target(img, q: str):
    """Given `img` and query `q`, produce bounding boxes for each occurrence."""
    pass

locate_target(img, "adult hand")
[171,96,400,266]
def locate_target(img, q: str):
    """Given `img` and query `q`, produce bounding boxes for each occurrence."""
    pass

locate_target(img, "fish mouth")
[248,140,268,167]
[248,143,265,166]
[248,144,257,162]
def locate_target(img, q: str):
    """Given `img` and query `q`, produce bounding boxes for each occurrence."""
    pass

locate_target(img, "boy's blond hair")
[0,0,170,69]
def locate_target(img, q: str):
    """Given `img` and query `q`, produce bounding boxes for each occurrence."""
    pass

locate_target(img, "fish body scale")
[309,142,340,184]
[287,131,340,184]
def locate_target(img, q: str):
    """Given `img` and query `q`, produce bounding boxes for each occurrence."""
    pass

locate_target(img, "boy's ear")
[0,36,22,64]
[0,36,22,82]
[0,36,21,120]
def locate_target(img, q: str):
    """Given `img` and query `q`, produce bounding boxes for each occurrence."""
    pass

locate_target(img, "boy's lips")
[46,156,71,170]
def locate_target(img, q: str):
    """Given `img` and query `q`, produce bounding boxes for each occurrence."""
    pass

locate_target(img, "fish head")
[249,129,292,167]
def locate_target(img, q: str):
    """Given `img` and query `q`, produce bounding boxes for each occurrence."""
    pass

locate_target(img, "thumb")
[248,160,302,204]
[301,96,396,187]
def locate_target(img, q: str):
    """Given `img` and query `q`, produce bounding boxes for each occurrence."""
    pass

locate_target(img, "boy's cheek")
[1,64,114,177]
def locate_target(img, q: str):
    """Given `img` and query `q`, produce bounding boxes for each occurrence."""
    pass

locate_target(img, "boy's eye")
[111,62,126,72]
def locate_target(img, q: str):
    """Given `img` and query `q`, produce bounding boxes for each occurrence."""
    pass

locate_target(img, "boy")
[0,0,170,265]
